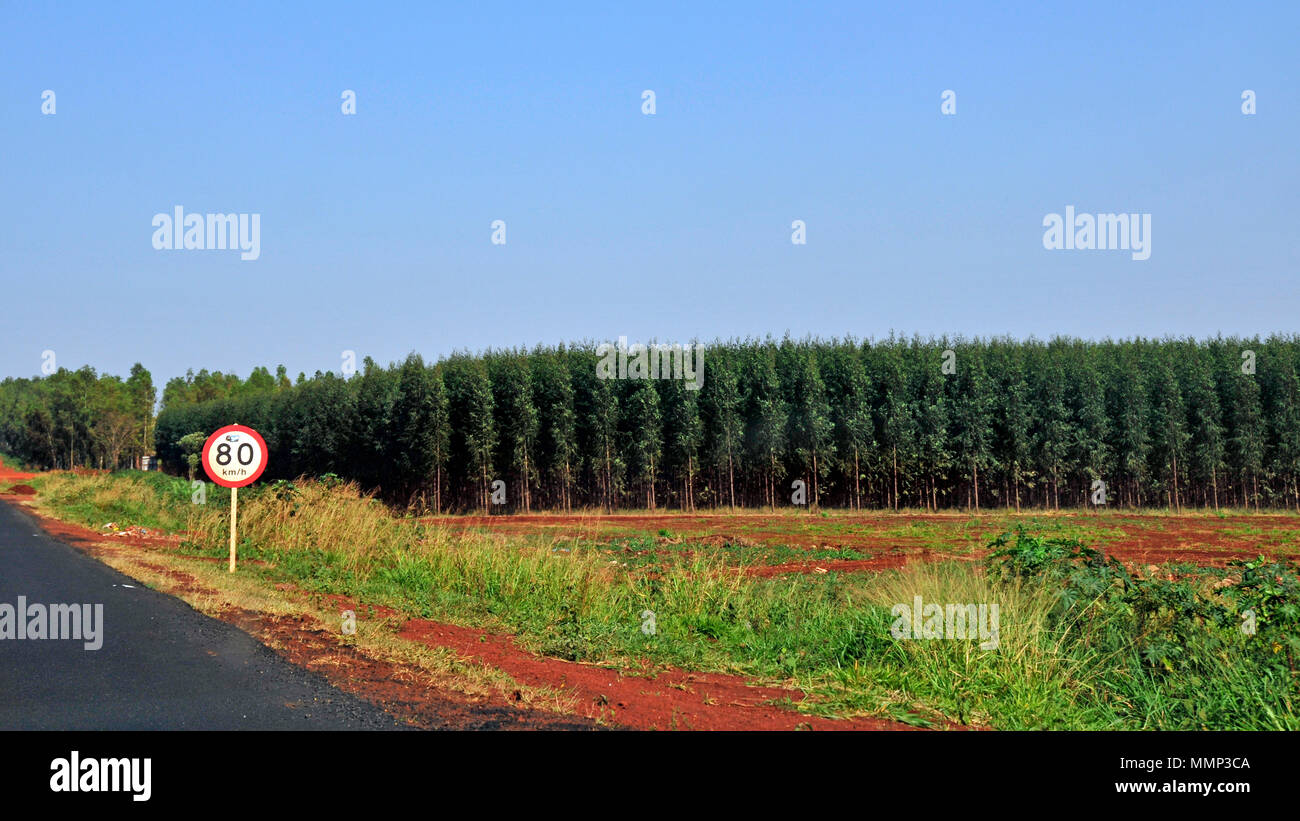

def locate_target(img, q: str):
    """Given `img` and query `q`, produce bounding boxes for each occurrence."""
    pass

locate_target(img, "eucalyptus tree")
[744,342,787,509]
[444,355,497,511]
[530,349,577,511]
[489,351,539,512]
[622,376,663,509]
[825,341,872,510]
[871,338,917,509]
[702,351,743,509]
[951,344,994,510]
[661,370,703,511]
[785,344,835,509]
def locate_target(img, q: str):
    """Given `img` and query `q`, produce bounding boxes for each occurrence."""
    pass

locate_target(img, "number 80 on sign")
[201,425,269,488]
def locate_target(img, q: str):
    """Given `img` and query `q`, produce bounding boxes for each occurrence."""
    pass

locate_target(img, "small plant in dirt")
[544,591,590,661]
[987,526,1113,582]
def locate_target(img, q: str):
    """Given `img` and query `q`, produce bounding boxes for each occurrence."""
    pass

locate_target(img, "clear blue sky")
[2,1,1297,385]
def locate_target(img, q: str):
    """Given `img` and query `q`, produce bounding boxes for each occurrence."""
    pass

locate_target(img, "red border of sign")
[201,424,269,488]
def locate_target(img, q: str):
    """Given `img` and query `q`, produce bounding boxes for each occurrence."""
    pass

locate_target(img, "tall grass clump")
[28,470,199,531]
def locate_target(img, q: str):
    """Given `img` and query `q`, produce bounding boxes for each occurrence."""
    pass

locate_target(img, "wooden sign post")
[201,424,269,572]
[230,486,238,572]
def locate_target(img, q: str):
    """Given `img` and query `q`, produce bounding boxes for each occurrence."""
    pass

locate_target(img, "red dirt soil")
[426,511,1300,572]
[396,619,919,730]
[0,460,36,483]
[0,458,39,495]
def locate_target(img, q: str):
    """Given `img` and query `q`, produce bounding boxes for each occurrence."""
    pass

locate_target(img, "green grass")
[26,471,1300,730]
[0,451,31,472]
[552,535,873,569]
[1223,525,1300,548]
[27,470,219,532]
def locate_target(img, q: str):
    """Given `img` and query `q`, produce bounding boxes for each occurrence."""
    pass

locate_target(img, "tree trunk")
[811,449,819,509]
[727,447,735,510]
[688,455,695,512]
[1171,451,1181,513]
[853,447,861,511]
[604,440,613,512]
[892,445,899,512]
[1014,465,1020,512]
[523,450,531,513]
[648,455,656,510]
[770,453,777,511]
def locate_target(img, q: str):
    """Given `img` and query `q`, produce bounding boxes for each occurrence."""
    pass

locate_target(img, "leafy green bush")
[985,527,1300,728]
[1225,554,1300,675]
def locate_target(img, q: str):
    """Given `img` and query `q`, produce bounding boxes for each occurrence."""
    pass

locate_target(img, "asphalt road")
[0,499,407,730]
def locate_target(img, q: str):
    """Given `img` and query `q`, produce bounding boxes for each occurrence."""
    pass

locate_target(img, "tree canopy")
[7,336,1300,513]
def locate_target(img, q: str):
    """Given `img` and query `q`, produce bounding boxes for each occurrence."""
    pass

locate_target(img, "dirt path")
[0,456,36,495]
[394,619,917,730]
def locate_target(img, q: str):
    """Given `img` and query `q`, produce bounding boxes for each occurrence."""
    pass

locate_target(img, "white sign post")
[201,424,269,572]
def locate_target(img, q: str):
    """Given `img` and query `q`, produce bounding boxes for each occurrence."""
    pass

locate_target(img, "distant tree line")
[130,335,1300,513]
[0,364,156,470]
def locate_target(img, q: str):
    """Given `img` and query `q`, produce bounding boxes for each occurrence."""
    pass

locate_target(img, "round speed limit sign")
[201,424,269,488]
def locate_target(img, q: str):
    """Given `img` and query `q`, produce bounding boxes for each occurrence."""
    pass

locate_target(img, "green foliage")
[16,335,1300,511]
[985,528,1300,728]
[176,431,207,479]
[0,363,154,470]
[1225,554,1300,670]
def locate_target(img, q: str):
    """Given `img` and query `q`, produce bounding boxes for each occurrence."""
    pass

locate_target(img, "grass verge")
[22,470,1300,729]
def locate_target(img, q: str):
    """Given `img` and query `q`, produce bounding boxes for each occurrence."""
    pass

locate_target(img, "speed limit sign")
[201,424,268,572]
[201,424,268,488]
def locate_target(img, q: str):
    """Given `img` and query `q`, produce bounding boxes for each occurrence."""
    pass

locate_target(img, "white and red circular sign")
[201,425,269,488]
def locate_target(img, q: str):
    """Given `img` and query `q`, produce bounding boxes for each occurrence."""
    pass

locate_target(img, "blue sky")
[2,1,1297,385]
